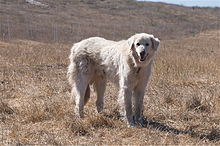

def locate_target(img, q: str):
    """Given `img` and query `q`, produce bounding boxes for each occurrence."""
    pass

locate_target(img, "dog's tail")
[67,43,79,85]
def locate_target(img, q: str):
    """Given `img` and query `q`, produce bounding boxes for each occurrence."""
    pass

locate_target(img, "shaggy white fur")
[67,33,160,126]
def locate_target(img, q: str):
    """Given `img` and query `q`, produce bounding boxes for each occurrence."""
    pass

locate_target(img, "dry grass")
[1,30,220,145]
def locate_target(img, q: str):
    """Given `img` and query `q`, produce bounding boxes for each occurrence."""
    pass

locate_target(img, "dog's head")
[128,33,160,66]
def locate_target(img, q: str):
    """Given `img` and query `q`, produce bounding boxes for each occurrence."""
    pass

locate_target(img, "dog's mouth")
[139,53,149,62]
[139,57,145,62]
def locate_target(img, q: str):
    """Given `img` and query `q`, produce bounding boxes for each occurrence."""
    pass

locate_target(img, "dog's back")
[69,37,126,80]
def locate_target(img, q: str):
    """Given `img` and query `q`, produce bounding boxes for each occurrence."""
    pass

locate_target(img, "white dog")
[67,33,160,126]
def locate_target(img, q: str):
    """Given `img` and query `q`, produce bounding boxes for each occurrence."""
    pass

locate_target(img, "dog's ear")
[150,36,160,51]
[127,36,135,50]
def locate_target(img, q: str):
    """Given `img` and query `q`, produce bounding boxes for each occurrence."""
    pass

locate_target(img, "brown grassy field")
[1,30,220,145]
[1,0,220,145]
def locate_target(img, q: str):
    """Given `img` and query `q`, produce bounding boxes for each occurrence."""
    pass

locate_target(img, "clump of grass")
[88,115,116,129]
[186,97,210,113]
[70,119,90,136]
[0,102,14,115]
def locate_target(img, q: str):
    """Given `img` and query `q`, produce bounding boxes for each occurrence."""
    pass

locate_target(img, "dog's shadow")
[141,117,220,142]
[104,111,220,142]
[142,118,186,134]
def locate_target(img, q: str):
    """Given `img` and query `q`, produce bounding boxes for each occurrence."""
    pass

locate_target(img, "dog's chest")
[128,67,143,85]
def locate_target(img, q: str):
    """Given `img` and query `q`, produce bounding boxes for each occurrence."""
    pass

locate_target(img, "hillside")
[0,0,219,43]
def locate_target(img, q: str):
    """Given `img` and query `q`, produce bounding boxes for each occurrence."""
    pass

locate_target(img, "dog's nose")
[140,51,145,57]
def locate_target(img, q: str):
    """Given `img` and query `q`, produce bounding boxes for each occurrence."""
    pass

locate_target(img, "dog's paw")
[127,122,136,127]
[75,109,84,118]
[136,119,145,127]
[133,116,145,127]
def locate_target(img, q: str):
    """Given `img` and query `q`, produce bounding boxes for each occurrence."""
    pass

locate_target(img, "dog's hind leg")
[84,85,90,105]
[73,76,90,118]
[73,68,91,118]
[94,77,106,113]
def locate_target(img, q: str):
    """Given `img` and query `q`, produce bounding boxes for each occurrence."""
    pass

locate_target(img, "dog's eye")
[136,43,140,46]
[145,43,149,46]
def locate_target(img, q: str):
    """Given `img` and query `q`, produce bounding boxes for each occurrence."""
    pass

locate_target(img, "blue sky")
[137,0,220,7]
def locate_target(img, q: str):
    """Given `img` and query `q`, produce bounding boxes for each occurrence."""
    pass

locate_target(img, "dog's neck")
[135,67,141,74]
[127,55,143,73]
[129,57,154,75]
[129,59,142,74]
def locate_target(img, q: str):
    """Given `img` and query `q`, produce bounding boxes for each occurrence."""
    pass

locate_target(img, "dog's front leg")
[133,88,145,126]
[118,85,134,127]
[133,63,152,126]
